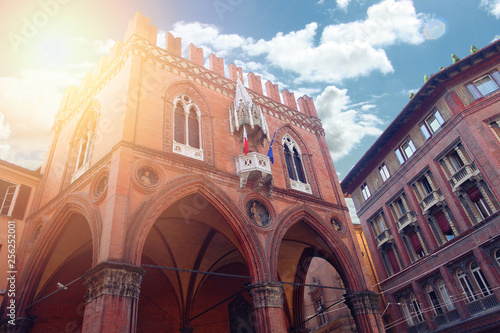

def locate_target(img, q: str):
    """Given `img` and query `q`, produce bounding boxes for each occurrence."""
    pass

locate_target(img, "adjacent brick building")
[0,160,40,308]
[1,13,383,332]
[342,39,500,332]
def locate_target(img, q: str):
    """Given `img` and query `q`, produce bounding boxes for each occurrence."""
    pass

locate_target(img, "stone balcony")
[396,211,417,232]
[420,189,444,213]
[235,152,273,191]
[449,160,479,191]
[376,230,392,248]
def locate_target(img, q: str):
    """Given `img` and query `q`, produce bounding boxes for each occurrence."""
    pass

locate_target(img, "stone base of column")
[179,328,194,333]
[81,261,146,333]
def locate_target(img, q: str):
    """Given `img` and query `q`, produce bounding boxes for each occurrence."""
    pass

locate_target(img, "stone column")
[247,282,287,333]
[81,261,146,333]
[0,317,35,333]
[344,291,384,333]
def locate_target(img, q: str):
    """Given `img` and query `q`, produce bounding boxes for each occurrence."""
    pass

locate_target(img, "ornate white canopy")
[229,76,270,143]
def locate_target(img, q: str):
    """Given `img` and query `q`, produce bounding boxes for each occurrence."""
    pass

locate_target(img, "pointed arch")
[276,125,320,197]
[17,191,101,313]
[124,175,265,280]
[163,81,215,165]
[62,100,101,187]
[269,205,368,292]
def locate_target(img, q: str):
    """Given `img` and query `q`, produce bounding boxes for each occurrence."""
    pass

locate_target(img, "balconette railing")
[466,294,500,316]
[235,152,273,191]
[433,309,460,328]
[376,230,392,248]
[420,189,443,212]
[449,160,479,190]
[407,321,428,333]
[397,211,417,231]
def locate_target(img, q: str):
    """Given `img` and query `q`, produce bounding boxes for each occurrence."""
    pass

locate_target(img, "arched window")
[436,279,455,311]
[409,293,424,323]
[399,298,414,326]
[282,135,309,194]
[172,95,203,160]
[426,284,444,316]
[494,249,500,267]
[188,106,200,149]
[174,101,185,144]
[456,268,476,302]
[71,110,98,182]
[470,262,492,297]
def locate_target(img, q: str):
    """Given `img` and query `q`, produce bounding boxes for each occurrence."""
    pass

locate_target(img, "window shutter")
[11,185,31,220]
[435,109,444,125]
[420,124,430,139]
[492,71,500,85]
[467,83,482,100]
[395,149,405,164]
[434,211,451,234]
[387,248,400,274]
[466,187,482,202]
[409,231,422,253]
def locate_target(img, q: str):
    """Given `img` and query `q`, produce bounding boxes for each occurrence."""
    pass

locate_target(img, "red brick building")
[342,39,500,332]
[1,13,383,332]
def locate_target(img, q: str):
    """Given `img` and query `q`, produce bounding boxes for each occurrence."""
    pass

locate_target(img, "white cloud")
[166,22,254,58]
[337,0,351,10]
[481,0,500,18]
[0,67,86,169]
[0,113,11,141]
[244,0,425,83]
[92,39,116,55]
[315,86,384,161]
[158,0,426,85]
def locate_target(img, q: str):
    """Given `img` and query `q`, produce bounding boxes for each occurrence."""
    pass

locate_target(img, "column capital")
[344,291,381,315]
[247,282,284,309]
[82,261,146,303]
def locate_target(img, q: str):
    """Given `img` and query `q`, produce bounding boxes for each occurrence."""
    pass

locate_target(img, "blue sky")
[0,0,499,180]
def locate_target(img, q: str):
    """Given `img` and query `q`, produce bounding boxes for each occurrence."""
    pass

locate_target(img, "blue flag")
[267,128,277,164]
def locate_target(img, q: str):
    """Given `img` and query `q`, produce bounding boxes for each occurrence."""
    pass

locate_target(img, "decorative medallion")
[331,218,343,232]
[138,167,159,187]
[131,159,164,192]
[247,200,271,227]
[91,171,109,203]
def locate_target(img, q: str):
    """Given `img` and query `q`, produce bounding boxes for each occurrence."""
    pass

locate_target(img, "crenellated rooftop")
[55,12,320,132]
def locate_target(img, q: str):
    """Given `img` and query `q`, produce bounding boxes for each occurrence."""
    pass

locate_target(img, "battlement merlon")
[124,12,158,45]
[54,12,322,132]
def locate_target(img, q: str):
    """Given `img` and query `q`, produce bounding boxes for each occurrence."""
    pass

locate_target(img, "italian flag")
[243,119,249,155]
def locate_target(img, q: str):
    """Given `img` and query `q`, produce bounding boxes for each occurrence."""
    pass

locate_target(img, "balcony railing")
[407,321,428,333]
[449,160,479,190]
[376,229,392,248]
[434,309,460,328]
[397,211,417,231]
[466,294,500,316]
[235,152,273,190]
[420,189,443,212]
